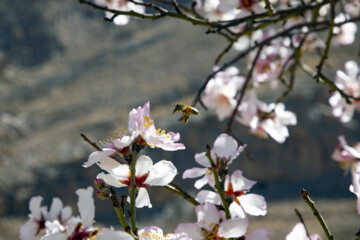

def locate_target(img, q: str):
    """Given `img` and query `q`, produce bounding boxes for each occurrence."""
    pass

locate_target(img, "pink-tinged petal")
[165,232,192,240]
[136,155,153,176]
[46,198,63,220]
[146,160,177,186]
[20,219,39,240]
[196,190,221,204]
[157,142,186,151]
[229,202,246,219]
[29,196,43,220]
[194,152,210,167]
[76,187,95,228]
[41,232,67,240]
[239,193,267,216]
[97,172,126,188]
[97,157,124,175]
[183,167,207,179]
[213,133,238,159]
[196,203,220,231]
[135,188,152,208]
[286,223,307,240]
[231,170,257,191]
[83,149,116,168]
[99,227,133,240]
[218,218,248,238]
[345,61,359,80]
[194,175,210,189]
[247,227,271,240]
[175,223,203,240]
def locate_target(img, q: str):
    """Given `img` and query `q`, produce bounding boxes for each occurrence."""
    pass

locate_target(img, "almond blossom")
[196,170,267,219]
[175,203,248,240]
[139,226,191,240]
[97,155,177,208]
[83,102,185,168]
[332,135,360,172]
[183,133,244,189]
[286,222,321,240]
[20,196,72,240]
[237,90,297,143]
[94,0,145,26]
[40,187,98,240]
[202,67,245,121]
[97,227,133,240]
[333,13,357,45]
[329,61,360,123]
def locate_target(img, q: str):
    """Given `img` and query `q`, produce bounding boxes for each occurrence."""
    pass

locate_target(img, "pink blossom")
[20,196,72,240]
[286,222,321,240]
[237,90,297,143]
[202,67,245,121]
[196,170,267,219]
[329,61,360,122]
[94,0,145,25]
[175,203,248,240]
[139,226,191,240]
[97,155,177,208]
[83,102,185,168]
[183,133,244,189]
[332,135,360,171]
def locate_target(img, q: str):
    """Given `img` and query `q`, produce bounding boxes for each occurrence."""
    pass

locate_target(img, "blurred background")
[1,0,360,239]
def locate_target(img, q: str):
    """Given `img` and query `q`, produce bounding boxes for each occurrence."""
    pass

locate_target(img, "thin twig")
[162,183,200,206]
[81,133,102,151]
[301,188,334,240]
[294,208,311,239]
[225,45,264,134]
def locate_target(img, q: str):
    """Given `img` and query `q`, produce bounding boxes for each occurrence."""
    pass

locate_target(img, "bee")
[173,103,199,124]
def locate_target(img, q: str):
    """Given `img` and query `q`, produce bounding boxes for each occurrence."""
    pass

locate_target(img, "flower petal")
[239,193,267,216]
[135,188,152,208]
[83,149,116,168]
[218,218,248,238]
[76,186,95,228]
[175,223,203,240]
[146,160,177,186]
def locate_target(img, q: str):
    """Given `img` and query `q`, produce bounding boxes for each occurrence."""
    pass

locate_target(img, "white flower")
[286,222,321,240]
[196,170,267,219]
[183,134,244,189]
[97,155,177,208]
[202,67,245,121]
[83,102,185,168]
[94,0,145,25]
[329,61,360,122]
[20,196,72,240]
[333,13,357,45]
[139,226,192,240]
[175,203,248,240]
[237,90,297,143]
[332,135,360,172]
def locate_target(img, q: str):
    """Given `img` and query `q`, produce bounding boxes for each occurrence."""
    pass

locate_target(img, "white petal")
[239,194,267,216]
[175,223,203,240]
[97,172,126,188]
[229,202,246,218]
[113,15,130,25]
[29,196,43,220]
[138,226,163,240]
[135,188,152,208]
[286,223,307,240]
[165,232,192,240]
[97,157,123,175]
[83,149,116,168]
[183,168,207,179]
[196,203,220,231]
[60,206,72,222]
[196,190,221,204]
[194,175,210,189]
[231,170,257,191]
[218,218,248,238]
[99,227,133,240]
[135,155,153,176]
[213,133,238,159]
[46,198,63,220]
[194,152,210,167]
[20,220,39,240]
[146,160,177,186]
[76,186,95,228]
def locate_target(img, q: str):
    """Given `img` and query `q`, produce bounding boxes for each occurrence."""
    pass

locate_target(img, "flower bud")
[96,189,112,200]
[94,178,107,190]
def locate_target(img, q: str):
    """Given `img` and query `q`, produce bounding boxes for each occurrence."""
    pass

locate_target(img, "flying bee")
[173,103,199,124]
